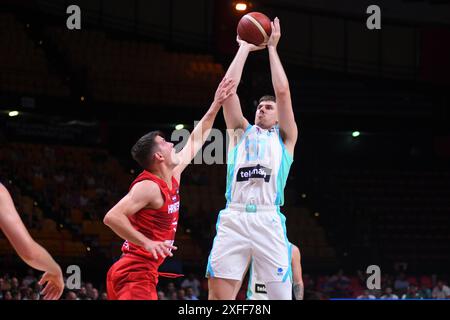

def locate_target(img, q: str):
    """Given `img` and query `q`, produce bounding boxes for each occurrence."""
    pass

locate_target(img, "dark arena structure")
[1,0,450,301]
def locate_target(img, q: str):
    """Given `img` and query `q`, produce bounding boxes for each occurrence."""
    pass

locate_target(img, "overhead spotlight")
[80,96,85,102]
[314,212,320,217]
[8,111,19,117]
[235,2,248,11]
[352,131,360,138]
[175,124,184,130]
[87,247,91,252]
[301,193,307,199]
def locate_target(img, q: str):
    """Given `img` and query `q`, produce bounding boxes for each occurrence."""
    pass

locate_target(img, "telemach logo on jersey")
[236,165,272,182]
[255,283,267,294]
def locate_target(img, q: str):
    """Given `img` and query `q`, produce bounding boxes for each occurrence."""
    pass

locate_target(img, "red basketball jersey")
[121,170,180,264]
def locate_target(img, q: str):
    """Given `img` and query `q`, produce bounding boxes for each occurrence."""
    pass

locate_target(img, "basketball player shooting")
[103,77,235,300]
[206,17,298,300]
[0,183,65,300]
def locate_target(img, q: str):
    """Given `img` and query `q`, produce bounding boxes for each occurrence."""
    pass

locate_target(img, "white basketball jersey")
[225,125,293,206]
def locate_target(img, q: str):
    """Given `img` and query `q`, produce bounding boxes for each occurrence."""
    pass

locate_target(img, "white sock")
[266,280,292,300]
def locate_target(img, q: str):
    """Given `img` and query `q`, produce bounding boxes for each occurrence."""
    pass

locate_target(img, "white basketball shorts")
[206,203,292,283]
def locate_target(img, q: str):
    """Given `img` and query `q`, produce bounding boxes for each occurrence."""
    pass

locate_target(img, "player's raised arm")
[267,17,298,155]
[173,77,235,178]
[222,38,265,131]
[0,184,64,300]
[103,180,176,259]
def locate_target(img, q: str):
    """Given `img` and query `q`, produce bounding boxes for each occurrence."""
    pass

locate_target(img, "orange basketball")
[237,12,272,46]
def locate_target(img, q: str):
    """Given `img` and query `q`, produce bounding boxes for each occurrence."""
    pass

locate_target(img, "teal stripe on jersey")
[225,124,252,203]
[275,131,293,206]
[246,258,254,299]
[276,208,292,283]
[205,209,225,278]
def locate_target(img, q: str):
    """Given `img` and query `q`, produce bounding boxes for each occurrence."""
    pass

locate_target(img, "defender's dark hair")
[258,95,276,104]
[131,130,165,169]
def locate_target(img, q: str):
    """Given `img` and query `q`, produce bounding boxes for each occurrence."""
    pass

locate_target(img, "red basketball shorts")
[107,254,158,300]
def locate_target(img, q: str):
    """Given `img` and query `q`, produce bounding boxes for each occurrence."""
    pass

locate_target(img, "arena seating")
[0,13,69,97]
[44,26,224,106]
[315,168,450,271]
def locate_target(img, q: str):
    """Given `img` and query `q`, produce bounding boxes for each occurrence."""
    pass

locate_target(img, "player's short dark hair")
[259,95,276,104]
[131,130,164,169]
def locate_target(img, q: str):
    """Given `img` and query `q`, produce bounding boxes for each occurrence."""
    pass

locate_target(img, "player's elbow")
[103,212,115,227]
[21,249,36,263]
[275,86,290,97]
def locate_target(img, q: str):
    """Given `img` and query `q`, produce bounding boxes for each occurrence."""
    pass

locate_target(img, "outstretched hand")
[267,17,281,48]
[214,77,236,105]
[236,35,266,52]
[39,270,65,300]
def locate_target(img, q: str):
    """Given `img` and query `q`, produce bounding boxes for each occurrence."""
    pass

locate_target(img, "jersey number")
[245,137,267,162]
